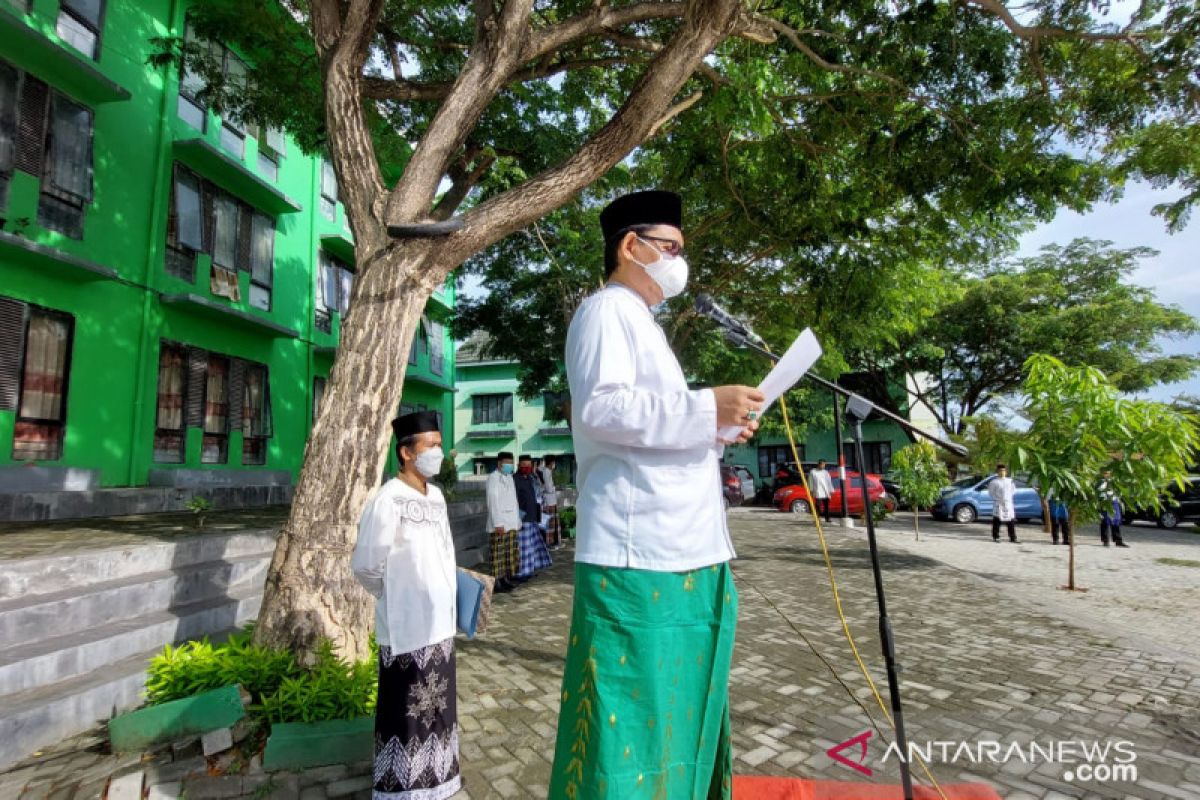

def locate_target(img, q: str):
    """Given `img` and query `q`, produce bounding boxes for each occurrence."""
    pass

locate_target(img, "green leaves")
[144,626,378,725]
[891,440,950,509]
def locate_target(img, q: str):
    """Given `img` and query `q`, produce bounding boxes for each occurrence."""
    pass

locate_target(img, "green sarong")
[548,562,738,800]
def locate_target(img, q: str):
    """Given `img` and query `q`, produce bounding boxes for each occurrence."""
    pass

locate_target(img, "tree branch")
[961,0,1147,45]
[522,2,688,63]
[385,0,537,223]
[313,0,389,252]
[648,89,703,136]
[445,0,743,263]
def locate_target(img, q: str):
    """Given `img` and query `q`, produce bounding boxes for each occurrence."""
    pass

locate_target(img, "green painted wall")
[0,0,454,487]
[453,359,573,477]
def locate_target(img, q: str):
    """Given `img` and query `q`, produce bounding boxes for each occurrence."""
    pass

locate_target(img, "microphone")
[695,294,765,346]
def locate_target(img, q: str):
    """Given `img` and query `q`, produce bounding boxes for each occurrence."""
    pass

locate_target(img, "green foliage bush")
[145,626,378,724]
[558,506,577,533]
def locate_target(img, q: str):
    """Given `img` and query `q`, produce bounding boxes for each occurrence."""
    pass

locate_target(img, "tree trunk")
[253,245,437,664]
[913,507,919,540]
[1066,508,1077,591]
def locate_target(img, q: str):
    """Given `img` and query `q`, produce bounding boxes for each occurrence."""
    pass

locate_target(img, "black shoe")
[1103,541,1110,547]
[993,538,1000,542]
[495,579,515,593]
[1116,542,1130,548]
[1010,539,1021,544]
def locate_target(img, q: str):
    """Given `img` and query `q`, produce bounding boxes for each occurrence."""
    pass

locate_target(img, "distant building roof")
[456,331,515,365]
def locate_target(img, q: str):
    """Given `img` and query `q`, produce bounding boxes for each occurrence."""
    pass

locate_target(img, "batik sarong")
[374,638,461,799]
[516,520,553,577]
[489,528,519,580]
[549,562,738,800]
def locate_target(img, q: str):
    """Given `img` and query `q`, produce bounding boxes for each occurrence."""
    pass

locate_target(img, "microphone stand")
[723,328,962,800]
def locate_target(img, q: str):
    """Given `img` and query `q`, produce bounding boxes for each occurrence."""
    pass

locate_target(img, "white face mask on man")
[631,236,689,299]
[412,447,445,478]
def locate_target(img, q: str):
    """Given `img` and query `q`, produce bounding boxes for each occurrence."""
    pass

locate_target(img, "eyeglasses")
[636,234,685,258]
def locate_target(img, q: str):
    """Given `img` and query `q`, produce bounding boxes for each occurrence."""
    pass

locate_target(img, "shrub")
[558,506,577,532]
[145,626,378,725]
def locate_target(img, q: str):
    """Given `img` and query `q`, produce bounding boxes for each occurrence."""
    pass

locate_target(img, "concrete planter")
[262,716,374,772]
[108,685,245,753]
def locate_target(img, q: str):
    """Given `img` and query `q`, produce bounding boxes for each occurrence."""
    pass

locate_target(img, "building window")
[165,166,202,281]
[10,305,73,461]
[320,158,337,220]
[249,212,274,310]
[38,94,94,239]
[428,320,444,376]
[201,354,230,463]
[472,393,512,425]
[0,62,16,213]
[842,441,892,475]
[318,252,352,315]
[177,21,212,130]
[241,362,271,465]
[758,444,800,479]
[56,0,105,59]
[312,376,326,425]
[254,124,284,181]
[473,457,497,476]
[154,342,187,463]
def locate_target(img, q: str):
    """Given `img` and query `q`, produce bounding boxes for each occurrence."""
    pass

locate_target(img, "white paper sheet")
[718,328,823,442]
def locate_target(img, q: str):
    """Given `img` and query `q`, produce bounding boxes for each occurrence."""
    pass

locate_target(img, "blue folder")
[456,567,494,639]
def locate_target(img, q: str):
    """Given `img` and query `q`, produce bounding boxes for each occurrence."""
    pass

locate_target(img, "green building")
[0,0,453,518]
[452,333,574,480]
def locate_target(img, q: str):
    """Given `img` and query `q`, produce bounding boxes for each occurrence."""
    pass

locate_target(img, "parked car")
[930,474,1043,524]
[880,474,904,510]
[728,464,756,501]
[773,471,894,515]
[1128,476,1200,528]
[720,465,746,509]
[772,460,820,491]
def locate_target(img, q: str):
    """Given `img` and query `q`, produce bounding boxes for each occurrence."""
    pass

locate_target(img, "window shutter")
[236,203,252,271]
[166,165,178,245]
[200,180,215,253]
[184,347,208,427]
[227,358,245,432]
[15,76,48,176]
[0,296,27,411]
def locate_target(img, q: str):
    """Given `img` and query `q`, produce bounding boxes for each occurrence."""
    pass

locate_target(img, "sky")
[1015,181,1200,404]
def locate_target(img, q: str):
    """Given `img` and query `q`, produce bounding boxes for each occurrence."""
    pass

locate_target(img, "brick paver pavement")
[455,509,1200,800]
[5,509,1200,799]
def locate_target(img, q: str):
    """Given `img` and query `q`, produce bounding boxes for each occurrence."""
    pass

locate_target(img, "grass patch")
[1155,557,1200,568]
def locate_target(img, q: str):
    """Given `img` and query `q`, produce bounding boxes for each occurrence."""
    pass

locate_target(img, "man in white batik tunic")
[352,411,462,799]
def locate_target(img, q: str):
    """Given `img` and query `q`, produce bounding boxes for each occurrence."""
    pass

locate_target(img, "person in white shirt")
[549,190,765,800]
[987,463,1020,543]
[350,411,461,799]
[808,459,835,522]
[538,455,562,549]
[485,451,521,592]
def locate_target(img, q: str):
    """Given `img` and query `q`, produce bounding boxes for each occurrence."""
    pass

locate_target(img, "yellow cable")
[767,353,948,799]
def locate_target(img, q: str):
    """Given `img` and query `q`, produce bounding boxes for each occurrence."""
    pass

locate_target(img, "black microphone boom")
[695,294,765,345]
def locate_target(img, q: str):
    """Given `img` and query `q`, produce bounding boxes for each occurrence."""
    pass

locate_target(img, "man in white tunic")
[808,459,835,522]
[549,190,765,800]
[352,411,462,799]
[485,451,521,592]
[988,462,1020,543]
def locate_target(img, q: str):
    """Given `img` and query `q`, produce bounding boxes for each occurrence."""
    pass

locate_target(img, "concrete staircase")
[0,530,276,770]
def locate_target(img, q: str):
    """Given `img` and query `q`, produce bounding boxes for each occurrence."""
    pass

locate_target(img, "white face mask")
[632,237,689,300]
[413,447,445,478]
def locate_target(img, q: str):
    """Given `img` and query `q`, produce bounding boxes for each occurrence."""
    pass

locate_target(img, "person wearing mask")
[808,459,835,523]
[1097,470,1128,547]
[351,411,461,799]
[539,455,562,550]
[988,463,1020,543]
[514,453,553,579]
[485,451,521,591]
[549,190,765,800]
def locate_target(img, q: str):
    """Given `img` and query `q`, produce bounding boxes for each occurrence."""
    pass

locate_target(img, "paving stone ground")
[4,508,1200,799]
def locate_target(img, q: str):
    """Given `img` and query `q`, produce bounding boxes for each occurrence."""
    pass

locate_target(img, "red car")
[773,471,894,515]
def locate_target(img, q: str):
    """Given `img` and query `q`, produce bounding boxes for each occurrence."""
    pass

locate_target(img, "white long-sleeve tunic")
[351,478,457,653]
[485,470,521,531]
[987,476,1016,522]
[565,283,735,572]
